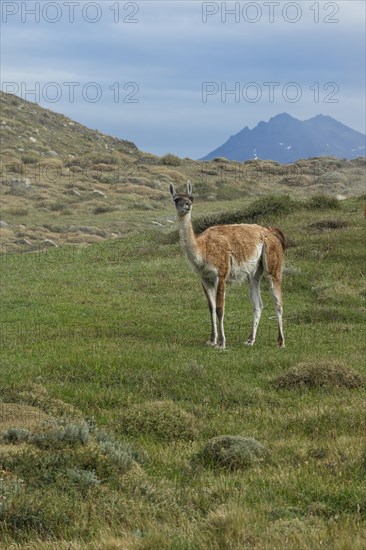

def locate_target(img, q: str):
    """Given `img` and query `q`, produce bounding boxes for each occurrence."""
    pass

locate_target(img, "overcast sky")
[1,1,365,158]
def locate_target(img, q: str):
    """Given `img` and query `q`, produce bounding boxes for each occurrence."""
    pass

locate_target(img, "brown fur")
[170,182,286,348]
[268,226,286,251]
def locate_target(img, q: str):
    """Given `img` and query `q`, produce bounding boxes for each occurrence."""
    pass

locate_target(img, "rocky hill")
[1,92,365,252]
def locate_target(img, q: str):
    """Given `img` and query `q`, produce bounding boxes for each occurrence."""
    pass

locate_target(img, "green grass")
[0,196,365,549]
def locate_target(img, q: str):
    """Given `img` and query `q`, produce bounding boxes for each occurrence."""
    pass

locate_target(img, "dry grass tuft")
[195,435,268,470]
[0,384,84,420]
[273,361,364,390]
[117,400,198,441]
[0,402,50,432]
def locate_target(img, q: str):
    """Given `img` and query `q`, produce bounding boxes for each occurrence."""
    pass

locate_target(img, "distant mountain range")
[201,113,366,163]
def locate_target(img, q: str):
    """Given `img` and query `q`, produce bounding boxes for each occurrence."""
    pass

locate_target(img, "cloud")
[1,0,365,158]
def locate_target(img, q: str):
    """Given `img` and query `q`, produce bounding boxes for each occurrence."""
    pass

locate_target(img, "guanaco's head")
[169,181,194,217]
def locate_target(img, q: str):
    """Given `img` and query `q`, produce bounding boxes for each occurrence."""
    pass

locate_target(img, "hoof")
[245,339,255,346]
[206,340,217,347]
[278,336,285,348]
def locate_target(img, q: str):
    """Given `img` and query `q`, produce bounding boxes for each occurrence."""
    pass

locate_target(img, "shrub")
[31,422,90,449]
[90,153,119,165]
[160,154,182,166]
[93,205,116,215]
[273,361,364,390]
[96,173,119,184]
[305,194,340,210]
[193,195,298,234]
[49,201,68,212]
[117,400,198,441]
[195,435,268,470]
[213,157,229,163]
[66,468,101,492]
[98,440,136,472]
[21,153,39,165]
[245,194,298,218]
[95,430,144,470]
[2,428,30,444]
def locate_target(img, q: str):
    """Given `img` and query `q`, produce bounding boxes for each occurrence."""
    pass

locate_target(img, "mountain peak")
[201,114,365,162]
[270,112,295,121]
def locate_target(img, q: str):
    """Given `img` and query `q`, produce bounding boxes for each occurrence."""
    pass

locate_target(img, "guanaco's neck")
[177,212,203,268]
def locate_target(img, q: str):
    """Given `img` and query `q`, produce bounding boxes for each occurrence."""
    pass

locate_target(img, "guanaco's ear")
[187,180,193,197]
[169,183,176,199]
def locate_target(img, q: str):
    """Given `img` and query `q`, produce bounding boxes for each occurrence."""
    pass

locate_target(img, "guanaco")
[170,181,286,349]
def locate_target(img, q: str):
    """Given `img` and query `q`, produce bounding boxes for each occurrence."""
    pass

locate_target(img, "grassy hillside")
[1,91,365,252]
[1,195,365,549]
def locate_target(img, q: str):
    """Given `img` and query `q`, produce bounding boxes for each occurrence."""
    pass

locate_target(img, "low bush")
[21,153,39,165]
[273,361,364,390]
[31,422,90,449]
[193,195,298,234]
[66,467,101,494]
[2,428,30,444]
[195,435,269,470]
[117,400,198,441]
[93,205,116,215]
[305,194,340,210]
[160,154,182,166]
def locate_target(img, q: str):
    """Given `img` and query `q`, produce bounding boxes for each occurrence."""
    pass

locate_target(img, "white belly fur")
[228,243,263,283]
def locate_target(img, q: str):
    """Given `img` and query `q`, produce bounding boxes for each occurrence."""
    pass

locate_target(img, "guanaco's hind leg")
[245,265,264,346]
[267,276,285,347]
[263,232,285,347]
[216,277,226,349]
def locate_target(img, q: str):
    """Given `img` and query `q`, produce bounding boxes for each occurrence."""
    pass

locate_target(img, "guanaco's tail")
[268,227,286,251]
